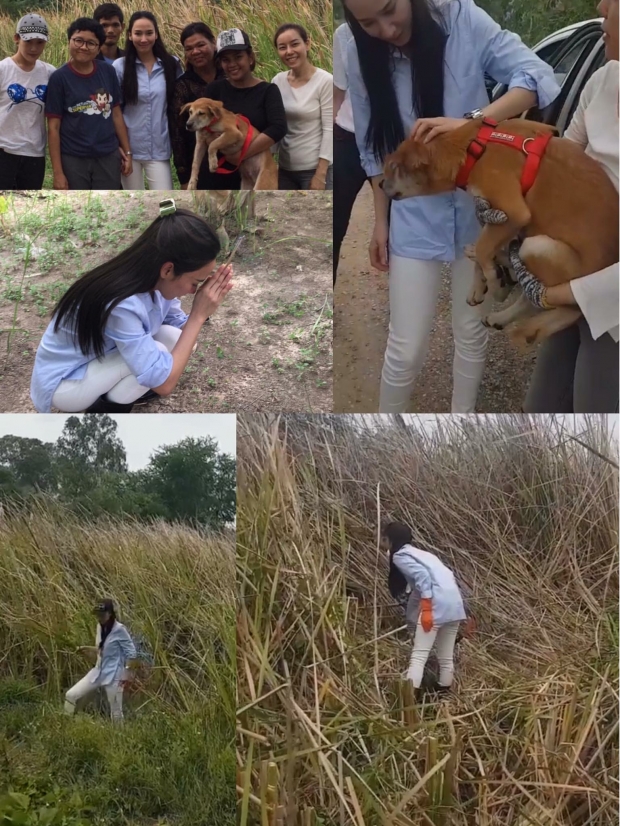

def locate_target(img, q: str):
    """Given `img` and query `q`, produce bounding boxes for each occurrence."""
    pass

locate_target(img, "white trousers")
[64,670,124,723]
[380,255,488,413]
[122,159,174,191]
[52,325,181,412]
[407,620,461,689]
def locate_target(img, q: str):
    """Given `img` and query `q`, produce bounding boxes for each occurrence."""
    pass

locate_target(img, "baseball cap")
[93,599,115,614]
[216,28,252,55]
[16,13,49,42]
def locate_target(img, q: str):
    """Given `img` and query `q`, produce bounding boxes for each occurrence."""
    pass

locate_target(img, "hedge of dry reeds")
[236,414,619,826]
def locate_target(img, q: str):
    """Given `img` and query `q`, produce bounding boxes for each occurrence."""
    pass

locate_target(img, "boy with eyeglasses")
[93,3,126,65]
[45,17,132,189]
[0,14,55,188]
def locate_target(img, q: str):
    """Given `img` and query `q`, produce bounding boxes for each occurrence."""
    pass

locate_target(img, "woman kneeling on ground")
[65,599,138,724]
[382,521,466,700]
[30,202,233,413]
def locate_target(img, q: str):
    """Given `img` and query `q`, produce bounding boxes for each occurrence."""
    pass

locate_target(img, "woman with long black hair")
[113,11,182,190]
[30,201,233,414]
[343,0,560,413]
[382,521,466,699]
[65,599,138,724]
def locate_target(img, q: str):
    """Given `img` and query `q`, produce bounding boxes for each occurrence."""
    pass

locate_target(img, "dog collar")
[455,117,553,194]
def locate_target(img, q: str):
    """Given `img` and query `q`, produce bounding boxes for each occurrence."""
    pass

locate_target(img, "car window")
[552,39,591,85]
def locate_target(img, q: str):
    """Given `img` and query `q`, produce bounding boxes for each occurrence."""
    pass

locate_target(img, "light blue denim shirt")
[90,621,137,686]
[393,544,466,626]
[113,56,182,161]
[347,0,561,261]
[30,291,189,412]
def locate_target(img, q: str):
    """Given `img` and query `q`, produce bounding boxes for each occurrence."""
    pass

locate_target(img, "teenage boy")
[0,14,55,188]
[45,17,132,189]
[93,3,126,64]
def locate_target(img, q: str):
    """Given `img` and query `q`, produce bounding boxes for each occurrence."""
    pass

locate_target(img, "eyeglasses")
[70,37,99,50]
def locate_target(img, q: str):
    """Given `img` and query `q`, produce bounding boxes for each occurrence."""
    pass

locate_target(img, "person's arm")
[46,118,68,190]
[228,84,287,163]
[546,265,619,340]
[111,105,132,176]
[334,85,345,121]
[412,0,561,142]
[392,551,433,598]
[170,79,192,187]
[333,24,349,122]
[162,297,190,329]
[309,74,333,190]
[563,67,602,147]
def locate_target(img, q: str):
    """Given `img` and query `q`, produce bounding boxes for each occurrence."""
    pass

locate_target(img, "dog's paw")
[187,179,198,191]
[208,158,218,173]
[464,244,477,262]
[467,283,488,306]
[482,313,504,330]
[509,323,540,350]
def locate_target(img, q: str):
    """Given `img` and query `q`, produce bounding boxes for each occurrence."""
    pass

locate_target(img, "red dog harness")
[455,117,553,194]
[201,113,254,174]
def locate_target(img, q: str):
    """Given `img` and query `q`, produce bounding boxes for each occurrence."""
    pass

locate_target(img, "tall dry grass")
[0,0,331,77]
[236,414,619,826]
[0,500,236,824]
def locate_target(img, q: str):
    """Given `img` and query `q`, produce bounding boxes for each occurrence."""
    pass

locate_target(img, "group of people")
[333,0,619,414]
[0,4,333,190]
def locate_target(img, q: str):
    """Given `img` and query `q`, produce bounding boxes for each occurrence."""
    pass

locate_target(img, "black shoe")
[84,395,135,413]
[414,687,426,704]
[435,684,451,698]
[133,389,159,406]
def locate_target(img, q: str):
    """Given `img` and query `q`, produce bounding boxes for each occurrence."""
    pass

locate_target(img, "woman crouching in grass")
[65,599,138,724]
[30,201,233,413]
[382,521,466,700]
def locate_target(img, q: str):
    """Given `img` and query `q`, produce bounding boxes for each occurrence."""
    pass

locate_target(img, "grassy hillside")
[0,502,236,826]
[237,414,618,825]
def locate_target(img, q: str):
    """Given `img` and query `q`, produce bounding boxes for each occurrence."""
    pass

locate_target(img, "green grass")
[0,503,236,825]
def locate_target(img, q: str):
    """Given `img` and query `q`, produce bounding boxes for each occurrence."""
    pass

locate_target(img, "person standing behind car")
[271,23,333,190]
[333,21,367,284]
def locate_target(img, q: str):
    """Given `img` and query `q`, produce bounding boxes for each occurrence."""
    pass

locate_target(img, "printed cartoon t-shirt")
[0,56,56,156]
[45,61,121,157]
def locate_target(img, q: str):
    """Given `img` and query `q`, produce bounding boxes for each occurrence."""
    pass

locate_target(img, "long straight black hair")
[343,0,450,163]
[383,521,413,597]
[53,209,220,358]
[98,608,117,650]
[122,11,178,108]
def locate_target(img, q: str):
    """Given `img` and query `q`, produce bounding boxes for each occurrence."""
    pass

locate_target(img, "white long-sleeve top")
[564,60,619,343]
[392,544,466,626]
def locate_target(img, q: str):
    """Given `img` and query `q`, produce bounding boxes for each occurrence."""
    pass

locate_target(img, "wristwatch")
[464,108,485,120]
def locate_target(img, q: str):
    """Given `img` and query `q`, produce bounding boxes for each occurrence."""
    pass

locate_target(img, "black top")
[95,47,126,62]
[170,65,239,189]
[202,78,287,144]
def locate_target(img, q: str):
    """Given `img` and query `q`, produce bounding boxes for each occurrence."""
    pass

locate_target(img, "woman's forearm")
[371,175,389,224]
[152,314,205,395]
[243,133,275,160]
[483,87,538,121]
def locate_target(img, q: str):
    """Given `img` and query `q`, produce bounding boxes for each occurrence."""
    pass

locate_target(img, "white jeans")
[122,159,173,191]
[380,255,488,413]
[407,620,461,689]
[64,671,124,723]
[52,325,181,412]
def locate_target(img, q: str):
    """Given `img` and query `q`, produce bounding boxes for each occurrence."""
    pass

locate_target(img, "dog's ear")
[399,140,432,172]
[179,102,192,115]
[205,100,222,119]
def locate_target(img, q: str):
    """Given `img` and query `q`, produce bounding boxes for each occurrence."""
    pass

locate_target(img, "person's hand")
[369,220,389,272]
[309,174,326,191]
[419,598,434,632]
[411,117,469,143]
[120,150,132,177]
[189,263,234,322]
[53,173,69,191]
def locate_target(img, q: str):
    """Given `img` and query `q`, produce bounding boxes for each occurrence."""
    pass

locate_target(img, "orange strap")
[455,117,553,194]
[202,113,254,175]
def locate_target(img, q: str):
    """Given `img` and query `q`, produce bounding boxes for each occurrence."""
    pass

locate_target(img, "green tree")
[0,436,58,493]
[143,437,236,528]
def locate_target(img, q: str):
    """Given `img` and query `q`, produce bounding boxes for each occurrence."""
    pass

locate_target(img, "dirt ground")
[0,190,332,414]
[334,185,536,412]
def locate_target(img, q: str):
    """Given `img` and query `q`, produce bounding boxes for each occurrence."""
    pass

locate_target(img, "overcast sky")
[0,414,236,470]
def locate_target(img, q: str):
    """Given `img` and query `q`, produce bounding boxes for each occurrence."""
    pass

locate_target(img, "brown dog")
[381,118,619,345]
[180,97,278,191]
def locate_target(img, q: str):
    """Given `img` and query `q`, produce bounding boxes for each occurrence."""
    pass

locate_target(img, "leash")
[202,113,254,174]
[455,117,553,194]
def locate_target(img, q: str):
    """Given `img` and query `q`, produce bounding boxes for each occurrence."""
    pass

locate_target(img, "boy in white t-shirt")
[0,13,55,189]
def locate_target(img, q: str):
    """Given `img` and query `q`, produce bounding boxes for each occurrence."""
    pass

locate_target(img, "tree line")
[0,415,236,529]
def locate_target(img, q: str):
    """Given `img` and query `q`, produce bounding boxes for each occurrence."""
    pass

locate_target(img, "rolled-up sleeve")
[163,299,189,329]
[393,551,433,598]
[469,0,560,109]
[106,306,174,388]
[347,39,383,177]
